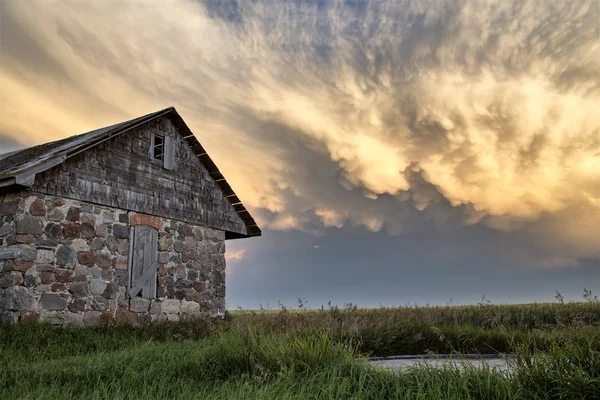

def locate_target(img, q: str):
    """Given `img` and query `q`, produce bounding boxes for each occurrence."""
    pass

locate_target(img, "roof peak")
[0,107,260,238]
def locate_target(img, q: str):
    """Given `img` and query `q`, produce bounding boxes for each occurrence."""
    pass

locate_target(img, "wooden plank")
[128,261,159,298]
[164,136,175,171]
[143,227,158,299]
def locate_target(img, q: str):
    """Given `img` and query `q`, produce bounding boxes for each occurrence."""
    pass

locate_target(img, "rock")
[192,281,205,292]
[117,287,128,307]
[181,300,200,314]
[63,223,81,238]
[177,223,193,238]
[130,298,150,312]
[19,246,38,261]
[36,249,55,264]
[15,215,42,235]
[50,282,67,292]
[4,260,33,272]
[69,282,89,298]
[20,311,40,323]
[29,199,46,217]
[212,254,226,270]
[23,274,36,287]
[88,265,102,279]
[166,314,180,322]
[173,240,187,253]
[90,296,110,311]
[162,299,181,314]
[83,311,102,326]
[0,246,21,260]
[193,227,204,241]
[158,265,168,277]
[36,264,55,272]
[80,213,95,225]
[105,235,118,252]
[149,300,162,314]
[156,286,167,298]
[114,270,128,286]
[66,207,80,222]
[40,272,55,284]
[117,240,129,255]
[2,311,19,324]
[37,284,52,292]
[185,237,197,251]
[184,289,202,302]
[164,276,175,287]
[90,238,105,251]
[187,270,198,281]
[71,239,89,252]
[112,224,129,239]
[95,224,108,238]
[35,235,59,248]
[102,211,114,224]
[56,246,77,266]
[101,269,112,280]
[47,208,64,222]
[5,286,34,310]
[138,313,152,324]
[216,286,225,297]
[80,223,95,239]
[40,293,67,311]
[0,199,18,218]
[102,282,119,299]
[158,234,172,251]
[115,308,137,325]
[114,256,128,270]
[90,279,107,295]
[6,234,35,245]
[118,214,129,224]
[175,289,186,300]
[77,251,95,266]
[175,278,192,289]
[158,252,170,264]
[69,298,86,313]
[0,222,13,237]
[73,266,88,282]
[64,312,84,327]
[95,253,112,269]
[45,223,63,238]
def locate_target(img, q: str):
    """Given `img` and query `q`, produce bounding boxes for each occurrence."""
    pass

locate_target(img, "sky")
[0,0,598,309]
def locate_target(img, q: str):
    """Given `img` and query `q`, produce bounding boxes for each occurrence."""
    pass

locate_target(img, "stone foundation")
[0,191,226,325]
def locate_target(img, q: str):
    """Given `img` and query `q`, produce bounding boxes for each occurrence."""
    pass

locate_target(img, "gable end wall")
[29,117,248,236]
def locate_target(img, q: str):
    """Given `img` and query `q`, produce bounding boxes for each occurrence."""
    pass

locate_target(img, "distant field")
[1,300,599,399]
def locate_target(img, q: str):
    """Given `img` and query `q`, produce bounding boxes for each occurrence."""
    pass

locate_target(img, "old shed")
[0,107,260,325]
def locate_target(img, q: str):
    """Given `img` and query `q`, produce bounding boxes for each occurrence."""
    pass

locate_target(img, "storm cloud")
[1,0,599,271]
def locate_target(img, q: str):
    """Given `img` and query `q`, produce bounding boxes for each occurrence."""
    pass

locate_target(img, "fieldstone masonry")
[0,191,226,326]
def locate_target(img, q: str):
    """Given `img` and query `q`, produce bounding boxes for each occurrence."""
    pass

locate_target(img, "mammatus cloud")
[0,0,598,266]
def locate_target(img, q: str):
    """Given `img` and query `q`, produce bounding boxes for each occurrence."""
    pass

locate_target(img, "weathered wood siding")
[31,118,247,235]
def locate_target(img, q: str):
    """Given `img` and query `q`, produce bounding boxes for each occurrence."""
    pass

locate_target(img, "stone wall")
[0,191,226,326]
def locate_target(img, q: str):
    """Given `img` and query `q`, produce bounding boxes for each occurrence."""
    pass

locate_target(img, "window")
[127,225,159,299]
[153,134,164,161]
[150,134,175,171]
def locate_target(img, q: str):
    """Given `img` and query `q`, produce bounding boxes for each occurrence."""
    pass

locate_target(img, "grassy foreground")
[1,301,599,399]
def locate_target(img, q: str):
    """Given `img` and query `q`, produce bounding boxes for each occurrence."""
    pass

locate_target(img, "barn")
[0,107,260,325]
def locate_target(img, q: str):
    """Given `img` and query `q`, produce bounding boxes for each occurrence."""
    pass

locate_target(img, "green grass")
[1,300,599,399]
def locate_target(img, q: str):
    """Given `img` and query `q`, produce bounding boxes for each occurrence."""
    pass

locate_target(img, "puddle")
[370,355,517,374]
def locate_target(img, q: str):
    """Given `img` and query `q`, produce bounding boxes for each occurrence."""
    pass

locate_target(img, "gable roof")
[0,107,261,238]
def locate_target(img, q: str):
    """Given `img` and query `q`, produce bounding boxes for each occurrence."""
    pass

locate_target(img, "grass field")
[1,299,599,399]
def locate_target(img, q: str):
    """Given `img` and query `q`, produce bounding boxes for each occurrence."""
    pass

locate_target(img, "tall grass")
[1,300,599,399]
